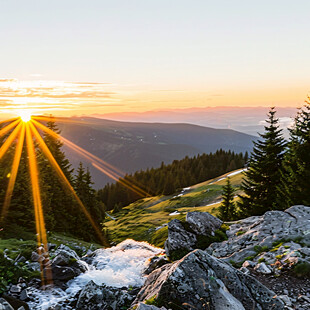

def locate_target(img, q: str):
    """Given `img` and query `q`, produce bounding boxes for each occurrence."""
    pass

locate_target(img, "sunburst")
[0,114,148,286]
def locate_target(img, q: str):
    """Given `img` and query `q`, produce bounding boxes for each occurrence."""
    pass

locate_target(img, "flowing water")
[27,240,163,309]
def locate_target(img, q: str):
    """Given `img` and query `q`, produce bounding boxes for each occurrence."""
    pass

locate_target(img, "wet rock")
[76,280,136,310]
[186,211,222,236]
[133,249,284,310]
[52,245,80,266]
[19,289,30,302]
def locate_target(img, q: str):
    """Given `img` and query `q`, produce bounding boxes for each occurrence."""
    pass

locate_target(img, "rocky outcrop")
[75,280,138,310]
[43,244,89,284]
[207,205,310,264]
[164,212,223,259]
[186,211,222,236]
[133,249,284,310]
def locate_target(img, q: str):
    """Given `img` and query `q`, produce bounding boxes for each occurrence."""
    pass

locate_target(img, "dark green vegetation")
[218,177,237,221]
[58,117,255,187]
[98,150,247,212]
[238,100,310,217]
[238,107,286,216]
[0,118,105,243]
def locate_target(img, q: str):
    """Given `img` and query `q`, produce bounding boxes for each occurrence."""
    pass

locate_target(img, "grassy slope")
[105,169,245,248]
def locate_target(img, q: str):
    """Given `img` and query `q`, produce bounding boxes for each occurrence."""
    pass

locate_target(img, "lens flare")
[19,111,32,122]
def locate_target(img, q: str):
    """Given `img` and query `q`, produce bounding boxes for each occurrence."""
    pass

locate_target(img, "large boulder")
[76,280,137,310]
[44,245,89,284]
[164,219,197,259]
[186,211,222,236]
[207,205,310,264]
[164,212,225,260]
[133,249,284,310]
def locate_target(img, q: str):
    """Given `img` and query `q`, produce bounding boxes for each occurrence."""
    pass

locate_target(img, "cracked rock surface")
[133,249,284,310]
[207,205,310,263]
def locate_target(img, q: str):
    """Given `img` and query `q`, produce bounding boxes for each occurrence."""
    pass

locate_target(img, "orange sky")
[0,79,308,120]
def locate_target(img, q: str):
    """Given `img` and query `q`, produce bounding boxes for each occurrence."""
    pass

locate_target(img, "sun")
[19,111,32,122]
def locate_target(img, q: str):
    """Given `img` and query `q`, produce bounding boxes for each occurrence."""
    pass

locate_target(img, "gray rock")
[186,211,222,236]
[278,295,292,306]
[26,262,40,272]
[52,245,80,266]
[164,219,197,258]
[144,255,169,275]
[19,290,29,302]
[133,249,284,310]
[239,266,250,275]
[76,280,135,310]
[242,260,255,268]
[30,251,40,262]
[9,285,21,294]
[254,262,272,274]
[208,205,310,263]
[0,298,14,310]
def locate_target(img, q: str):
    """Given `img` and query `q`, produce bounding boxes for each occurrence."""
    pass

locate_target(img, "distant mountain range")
[92,106,296,137]
[56,117,256,188]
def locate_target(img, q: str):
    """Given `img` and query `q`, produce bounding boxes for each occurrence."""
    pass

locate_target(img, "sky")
[0,0,310,118]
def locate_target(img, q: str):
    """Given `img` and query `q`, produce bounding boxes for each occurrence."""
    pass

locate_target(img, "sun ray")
[32,119,149,197]
[0,122,23,161]
[29,122,108,246]
[0,117,19,125]
[25,122,52,285]
[0,119,21,139]
[0,123,25,222]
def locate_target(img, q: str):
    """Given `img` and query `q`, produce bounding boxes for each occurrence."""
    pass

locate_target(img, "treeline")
[0,119,105,243]
[97,150,248,211]
[219,99,310,220]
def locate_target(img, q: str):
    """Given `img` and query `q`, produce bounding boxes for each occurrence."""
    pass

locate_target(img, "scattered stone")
[254,262,272,274]
[278,295,292,306]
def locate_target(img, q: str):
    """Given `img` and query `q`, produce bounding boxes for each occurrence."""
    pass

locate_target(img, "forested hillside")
[97,149,248,211]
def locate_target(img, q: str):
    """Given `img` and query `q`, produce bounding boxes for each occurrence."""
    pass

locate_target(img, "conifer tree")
[39,117,75,232]
[238,107,286,216]
[278,99,310,207]
[218,177,236,221]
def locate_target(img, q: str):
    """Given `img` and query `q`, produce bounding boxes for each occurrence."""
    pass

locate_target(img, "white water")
[28,239,162,309]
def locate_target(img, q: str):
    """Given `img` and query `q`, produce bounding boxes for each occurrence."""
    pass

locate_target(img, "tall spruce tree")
[277,99,310,208]
[238,107,286,216]
[218,177,237,221]
[39,117,75,232]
